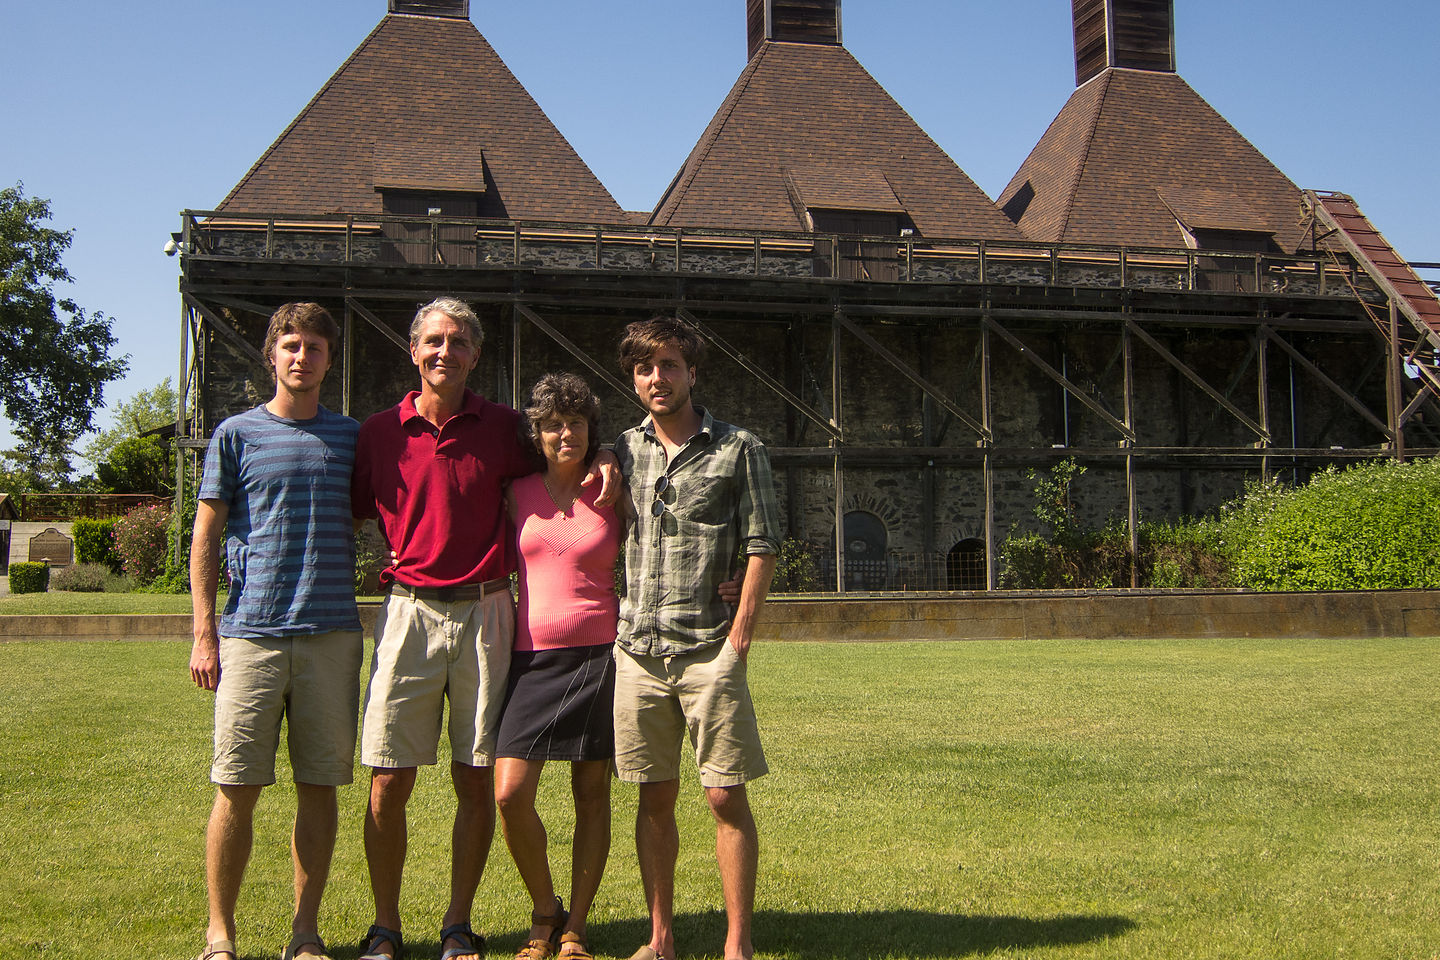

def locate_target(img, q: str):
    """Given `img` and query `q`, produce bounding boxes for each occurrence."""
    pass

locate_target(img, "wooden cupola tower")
[388,0,470,18]
[746,0,841,60]
[1073,0,1174,84]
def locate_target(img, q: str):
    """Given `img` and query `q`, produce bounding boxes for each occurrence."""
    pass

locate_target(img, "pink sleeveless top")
[512,472,622,652]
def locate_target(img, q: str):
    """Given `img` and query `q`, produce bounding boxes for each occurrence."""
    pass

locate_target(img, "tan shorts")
[613,639,768,788]
[211,630,364,787]
[360,589,514,768]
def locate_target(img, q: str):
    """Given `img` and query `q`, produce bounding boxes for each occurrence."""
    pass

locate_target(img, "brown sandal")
[199,940,237,960]
[558,932,593,960]
[514,898,567,960]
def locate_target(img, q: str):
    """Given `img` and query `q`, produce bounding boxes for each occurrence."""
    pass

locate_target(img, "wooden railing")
[12,494,171,522]
[181,210,1382,302]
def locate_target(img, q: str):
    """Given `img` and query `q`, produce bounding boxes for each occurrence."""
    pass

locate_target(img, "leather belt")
[388,577,510,603]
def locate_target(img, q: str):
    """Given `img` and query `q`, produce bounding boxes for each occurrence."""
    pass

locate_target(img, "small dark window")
[836,511,888,590]
[1191,229,1278,293]
[810,211,903,281]
[947,538,987,591]
[379,191,480,266]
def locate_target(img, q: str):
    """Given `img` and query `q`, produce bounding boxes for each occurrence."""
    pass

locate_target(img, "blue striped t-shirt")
[198,404,361,638]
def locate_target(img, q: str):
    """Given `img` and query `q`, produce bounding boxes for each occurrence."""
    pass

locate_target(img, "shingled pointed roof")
[997,68,1304,251]
[649,41,1022,240]
[217,12,621,222]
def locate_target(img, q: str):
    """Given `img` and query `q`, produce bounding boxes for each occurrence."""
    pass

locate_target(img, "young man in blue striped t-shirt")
[189,302,362,960]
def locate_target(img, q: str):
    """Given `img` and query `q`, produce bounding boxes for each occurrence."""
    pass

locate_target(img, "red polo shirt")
[353,389,536,588]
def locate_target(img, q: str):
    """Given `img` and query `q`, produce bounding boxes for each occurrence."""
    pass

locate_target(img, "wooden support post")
[1389,298,1405,462]
[784,318,801,537]
[832,311,845,593]
[1123,320,1138,587]
[1126,453,1138,587]
[919,327,936,561]
[981,321,995,591]
[173,299,191,567]
[342,301,353,418]
[1257,329,1271,482]
[510,303,522,411]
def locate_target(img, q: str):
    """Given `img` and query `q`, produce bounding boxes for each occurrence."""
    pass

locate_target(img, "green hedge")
[1230,458,1440,590]
[9,562,49,594]
[72,518,121,573]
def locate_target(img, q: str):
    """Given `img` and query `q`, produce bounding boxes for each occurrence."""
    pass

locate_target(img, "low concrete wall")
[2,590,1439,642]
[758,589,1440,641]
[0,613,199,641]
[0,604,385,642]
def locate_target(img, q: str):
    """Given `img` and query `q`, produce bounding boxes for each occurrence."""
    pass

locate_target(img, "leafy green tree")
[0,182,128,485]
[96,435,170,494]
[81,377,178,469]
[82,377,179,494]
[0,448,63,492]
[82,377,177,460]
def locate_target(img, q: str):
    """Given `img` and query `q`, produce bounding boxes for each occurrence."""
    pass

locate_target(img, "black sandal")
[440,921,485,960]
[360,924,404,960]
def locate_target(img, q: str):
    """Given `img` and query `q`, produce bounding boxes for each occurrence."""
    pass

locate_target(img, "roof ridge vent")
[747,0,842,61]
[388,0,469,19]
[1073,0,1174,85]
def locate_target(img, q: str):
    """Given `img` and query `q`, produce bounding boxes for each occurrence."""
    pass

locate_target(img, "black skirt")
[495,643,616,761]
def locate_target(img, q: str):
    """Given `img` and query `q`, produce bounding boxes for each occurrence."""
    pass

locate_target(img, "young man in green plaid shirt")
[612,316,781,960]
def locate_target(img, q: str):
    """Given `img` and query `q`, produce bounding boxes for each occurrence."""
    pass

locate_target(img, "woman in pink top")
[495,374,621,960]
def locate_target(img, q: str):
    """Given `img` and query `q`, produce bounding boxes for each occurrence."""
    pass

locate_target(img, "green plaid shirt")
[616,407,781,657]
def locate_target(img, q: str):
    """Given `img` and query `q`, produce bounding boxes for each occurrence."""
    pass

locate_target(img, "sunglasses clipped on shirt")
[651,474,671,517]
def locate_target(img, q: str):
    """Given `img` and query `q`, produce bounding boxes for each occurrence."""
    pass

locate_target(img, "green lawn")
[1,637,1435,959]
[0,590,206,614]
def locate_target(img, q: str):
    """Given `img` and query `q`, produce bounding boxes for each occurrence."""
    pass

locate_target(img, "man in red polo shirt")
[351,297,615,960]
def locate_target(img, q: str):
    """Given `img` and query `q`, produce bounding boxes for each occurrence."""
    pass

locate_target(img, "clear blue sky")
[3,0,1436,459]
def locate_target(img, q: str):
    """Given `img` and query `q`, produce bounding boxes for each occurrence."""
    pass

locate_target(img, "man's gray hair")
[410,297,484,349]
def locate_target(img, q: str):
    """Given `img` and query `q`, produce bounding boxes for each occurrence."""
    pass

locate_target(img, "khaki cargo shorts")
[613,639,768,788]
[360,587,514,768]
[211,629,364,787]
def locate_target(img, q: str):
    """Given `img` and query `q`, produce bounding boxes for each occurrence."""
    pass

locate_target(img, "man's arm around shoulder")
[189,499,229,691]
[580,448,623,508]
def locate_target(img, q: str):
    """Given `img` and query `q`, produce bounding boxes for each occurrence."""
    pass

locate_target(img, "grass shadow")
[353,908,1136,959]
[751,908,1138,957]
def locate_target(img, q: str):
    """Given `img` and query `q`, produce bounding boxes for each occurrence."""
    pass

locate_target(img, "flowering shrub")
[113,502,171,585]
